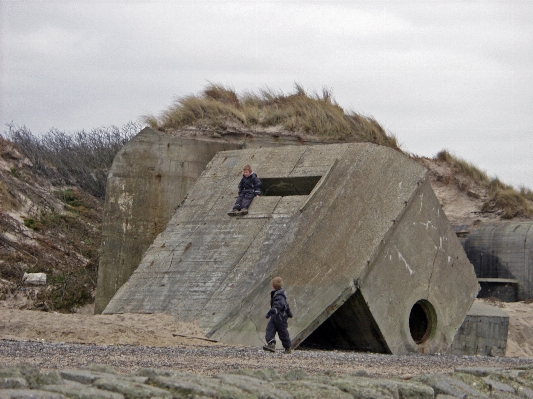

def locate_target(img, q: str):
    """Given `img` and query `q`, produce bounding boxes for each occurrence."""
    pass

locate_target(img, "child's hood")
[271,288,287,298]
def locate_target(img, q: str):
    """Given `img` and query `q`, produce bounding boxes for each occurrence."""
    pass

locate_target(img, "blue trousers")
[233,192,255,210]
[265,315,291,349]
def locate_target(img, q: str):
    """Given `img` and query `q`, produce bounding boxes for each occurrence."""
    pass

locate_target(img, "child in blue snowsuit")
[228,164,262,216]
[263,277,293,353]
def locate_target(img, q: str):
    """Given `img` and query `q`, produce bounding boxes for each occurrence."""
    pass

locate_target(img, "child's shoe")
[227,209,238,216]
[262,341,276,352]
[238,208,248,216]
[284,348,292,354]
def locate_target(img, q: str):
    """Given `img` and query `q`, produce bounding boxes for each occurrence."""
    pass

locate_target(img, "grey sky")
[1,1,531,189]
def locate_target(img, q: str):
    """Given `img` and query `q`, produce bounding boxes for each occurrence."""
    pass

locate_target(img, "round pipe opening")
[409,300,436,344]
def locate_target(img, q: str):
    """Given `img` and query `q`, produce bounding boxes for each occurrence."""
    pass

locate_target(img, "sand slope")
[496,299,533,358]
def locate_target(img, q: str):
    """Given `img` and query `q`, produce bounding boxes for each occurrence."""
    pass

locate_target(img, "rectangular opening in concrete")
[261,176,322,196]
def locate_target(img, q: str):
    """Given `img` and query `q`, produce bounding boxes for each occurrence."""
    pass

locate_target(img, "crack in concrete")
[397,248,414,276]
[427,246,440,298]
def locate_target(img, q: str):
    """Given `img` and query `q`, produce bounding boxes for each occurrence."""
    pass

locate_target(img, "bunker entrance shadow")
[299,290,390,353]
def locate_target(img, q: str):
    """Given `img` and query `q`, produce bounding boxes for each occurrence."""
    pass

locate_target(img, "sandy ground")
[0,302,219,348]
[1,299,532,358]
[494,299,533,358]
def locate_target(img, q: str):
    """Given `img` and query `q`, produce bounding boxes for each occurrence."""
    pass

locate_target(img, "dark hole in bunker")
[260,176,321,197]
[299,290,390,353]
[409,301,430,344]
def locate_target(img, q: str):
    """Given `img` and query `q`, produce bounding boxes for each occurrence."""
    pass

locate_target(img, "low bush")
[9,167,21,178]
[56,189,83,208]
[30,209,99,311]
[23,218,41,231]
[43,266,95,311]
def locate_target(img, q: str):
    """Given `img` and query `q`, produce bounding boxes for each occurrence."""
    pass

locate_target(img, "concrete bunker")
[460,222,533,301]
[103,143,479,354]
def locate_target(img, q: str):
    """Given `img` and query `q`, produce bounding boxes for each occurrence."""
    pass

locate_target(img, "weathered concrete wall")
[94,128,241,313]
[95,128,344,313]
[104,143,478,355]
[462,222,533,301]
[450,302,509,356]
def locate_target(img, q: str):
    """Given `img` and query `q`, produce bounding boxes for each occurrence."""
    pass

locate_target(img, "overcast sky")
[1,1,531,189]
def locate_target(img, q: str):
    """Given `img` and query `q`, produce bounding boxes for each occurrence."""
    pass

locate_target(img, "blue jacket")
[238,172,262,196]
[266,289,293,319]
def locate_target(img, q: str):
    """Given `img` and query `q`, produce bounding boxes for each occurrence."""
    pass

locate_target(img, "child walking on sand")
[228,164,262,216]
[263,277,293,354]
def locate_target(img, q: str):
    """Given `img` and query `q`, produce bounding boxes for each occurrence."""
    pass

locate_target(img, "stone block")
[0,390,68,399]
[450,302,509,356]
[93,377,172,399]
[274,380,353,399]
[43,381,124,399]
[0,378,27,389]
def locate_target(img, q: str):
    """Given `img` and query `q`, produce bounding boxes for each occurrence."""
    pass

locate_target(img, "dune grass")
[520,186,533,201]
[436,150,532,219]
[145,83,530,220]
[481,188,532,219]
[436,150,491,185]
[143,83,399,150]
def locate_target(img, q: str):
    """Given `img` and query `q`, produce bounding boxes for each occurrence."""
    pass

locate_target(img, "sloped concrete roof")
[104,143,479,354]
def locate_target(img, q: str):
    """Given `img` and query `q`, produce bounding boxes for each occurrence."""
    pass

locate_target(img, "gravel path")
[2,339,533,378]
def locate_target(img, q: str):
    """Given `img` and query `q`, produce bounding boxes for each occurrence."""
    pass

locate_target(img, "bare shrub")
[0,136,14,157]
[0,179,19,211]
[1,123,139,311]
[5,122,140,198]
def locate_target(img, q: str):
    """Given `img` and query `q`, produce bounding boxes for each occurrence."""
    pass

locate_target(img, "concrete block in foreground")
[450,301,509,356]
[104,143,479,354]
